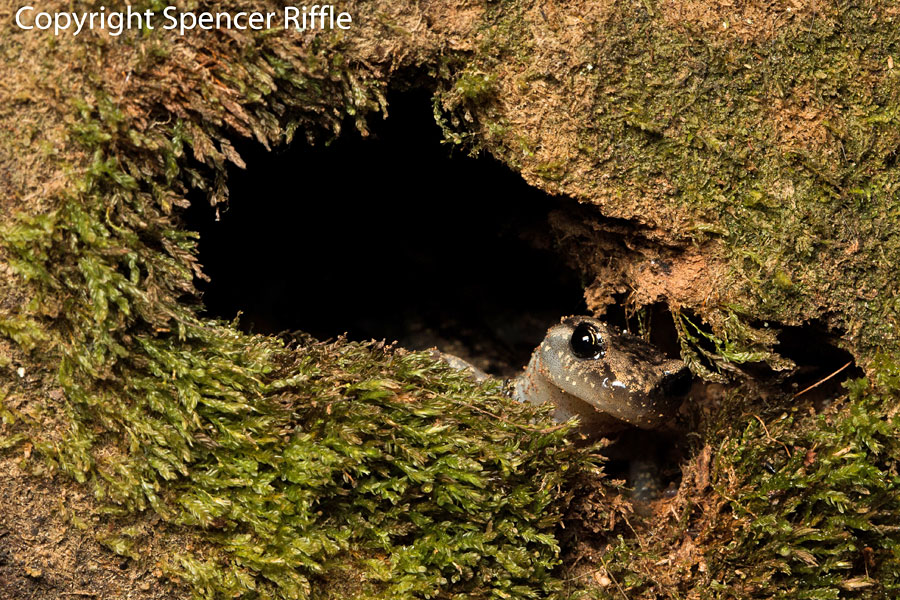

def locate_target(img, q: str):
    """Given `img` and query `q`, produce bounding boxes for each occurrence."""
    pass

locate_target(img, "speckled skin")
[513,316,689,431]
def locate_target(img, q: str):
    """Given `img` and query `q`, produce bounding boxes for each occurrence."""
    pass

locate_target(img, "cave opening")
[179,87,863,510]
[183,89,587,377]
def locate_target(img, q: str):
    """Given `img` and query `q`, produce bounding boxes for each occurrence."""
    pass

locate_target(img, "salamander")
[512,315,690,432]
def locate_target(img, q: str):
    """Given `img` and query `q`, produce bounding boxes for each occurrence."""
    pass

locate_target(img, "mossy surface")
[576,360,900,599]
[0,2,603,598]
[2,1,900,599]
[706,361,900,598]
[436,0,900,365]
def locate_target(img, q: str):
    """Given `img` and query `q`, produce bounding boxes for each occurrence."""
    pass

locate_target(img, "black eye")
[570,322,604,359]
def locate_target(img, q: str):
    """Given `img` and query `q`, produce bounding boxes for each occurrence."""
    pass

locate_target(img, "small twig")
[753,414,792,459]
[599,554,630,600]
[793,360,853,399]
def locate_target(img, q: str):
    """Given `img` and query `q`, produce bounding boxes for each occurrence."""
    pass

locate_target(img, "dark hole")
[775,320,863,405]
[660,367,693,398]
[603,295,683,359]
[182,89,586,376]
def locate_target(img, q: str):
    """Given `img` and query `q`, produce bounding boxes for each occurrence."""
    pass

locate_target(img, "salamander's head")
[520,316,691,430]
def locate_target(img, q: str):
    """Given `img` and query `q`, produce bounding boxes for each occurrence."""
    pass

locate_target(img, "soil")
[0,457,186,600]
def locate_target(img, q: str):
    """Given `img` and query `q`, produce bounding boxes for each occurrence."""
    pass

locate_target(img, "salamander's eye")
[570,322,605,359]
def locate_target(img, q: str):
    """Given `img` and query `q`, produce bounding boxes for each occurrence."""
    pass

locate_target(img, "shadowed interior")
[184,90,587,376]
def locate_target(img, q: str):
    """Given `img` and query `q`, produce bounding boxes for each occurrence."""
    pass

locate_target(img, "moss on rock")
[436,0,900,366]
[2,1,900,599]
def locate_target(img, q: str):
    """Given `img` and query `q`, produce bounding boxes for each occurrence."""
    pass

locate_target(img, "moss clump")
[0,71,617,593]
[704,358,900,598]
[576,358,900,600]
[672,309,794,382]
[453,69,498,102]
[0,17,606,594]
[534,160,567,182]
[1,165,605,598]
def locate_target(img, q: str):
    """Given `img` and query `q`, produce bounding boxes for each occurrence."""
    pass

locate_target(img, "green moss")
[0,315,49,352]
[534,160,567,182]
[702,357,900,597]
[575,358,900,599]
[0,143,603,600]
[672,309,793,382]
[436,0,900,368]
[4,3,900,599]
[0,19,606,600]
[453,69,497,102]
